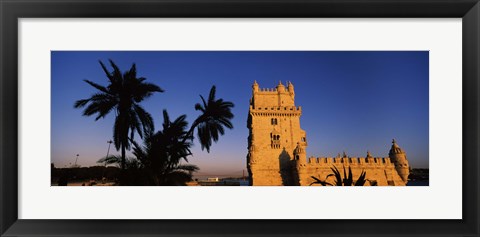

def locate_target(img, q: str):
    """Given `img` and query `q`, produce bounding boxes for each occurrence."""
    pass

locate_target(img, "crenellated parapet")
[303,156,395,168]
[254,81,295,93]
[258,87,281,92]
[249,105,302,117]
[294,154,406,186]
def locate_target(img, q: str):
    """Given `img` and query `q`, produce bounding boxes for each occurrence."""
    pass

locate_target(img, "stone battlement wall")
[295,158,404,186]
[304,157,393,167]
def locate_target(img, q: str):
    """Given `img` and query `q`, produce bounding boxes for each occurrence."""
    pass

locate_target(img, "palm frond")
[133,104,154,137]
[175,164,199,172]
[98,60,114,82]
[74,99,90,108]
[83,79,110,94]
[97,155,122,167]
[208,85,216,102]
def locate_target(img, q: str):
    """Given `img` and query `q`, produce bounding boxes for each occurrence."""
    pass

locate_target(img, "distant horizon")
[51,51,429,176]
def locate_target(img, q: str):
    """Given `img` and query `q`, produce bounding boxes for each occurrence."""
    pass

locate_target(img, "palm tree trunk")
[118,145,126,185]
[121,145,126,170]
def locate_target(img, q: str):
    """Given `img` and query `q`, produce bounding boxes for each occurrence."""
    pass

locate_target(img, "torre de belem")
[246,81,410,186]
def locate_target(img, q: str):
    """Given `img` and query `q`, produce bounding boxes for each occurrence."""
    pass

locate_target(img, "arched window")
[271,118,278,125]
[271,133,280,149]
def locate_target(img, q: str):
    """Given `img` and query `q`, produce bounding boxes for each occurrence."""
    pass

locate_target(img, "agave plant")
[310,166,368,186]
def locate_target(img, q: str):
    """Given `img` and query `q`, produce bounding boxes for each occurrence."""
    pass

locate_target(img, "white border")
[19,19,462,219]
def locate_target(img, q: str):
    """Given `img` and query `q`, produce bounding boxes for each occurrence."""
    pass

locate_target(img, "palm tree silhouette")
[187,85,235,152]
[74,59,163,172]
[130,110,199,185]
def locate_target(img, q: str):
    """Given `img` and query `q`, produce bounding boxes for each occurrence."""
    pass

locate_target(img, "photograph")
[51,51,429,186]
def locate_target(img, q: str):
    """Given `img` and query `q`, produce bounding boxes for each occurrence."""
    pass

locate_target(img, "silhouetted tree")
[97,155,149,185]
[78,63,234,186]
[74,60,163,173]
[188,85,235,152]
[130,110,199,185]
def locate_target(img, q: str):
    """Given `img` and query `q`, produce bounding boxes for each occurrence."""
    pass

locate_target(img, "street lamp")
[105,140,113,166]
[102,140,114,183]
[74,154,79,167]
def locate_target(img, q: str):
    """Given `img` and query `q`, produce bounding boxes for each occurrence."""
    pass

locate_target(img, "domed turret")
[288,82,295,98]
[276,81,285,92]
[287,81,294,89]
[389,139,405,155]
[388,139,410,183]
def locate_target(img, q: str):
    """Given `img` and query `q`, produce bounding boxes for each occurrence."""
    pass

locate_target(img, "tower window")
[271,118,278,125]
[270,134,280,140]
[271,134,280,149]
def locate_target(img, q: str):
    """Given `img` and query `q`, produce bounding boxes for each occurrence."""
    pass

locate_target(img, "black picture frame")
[1,0,479,236]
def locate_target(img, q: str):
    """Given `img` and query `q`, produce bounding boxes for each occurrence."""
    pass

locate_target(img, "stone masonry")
[246,81,410,186]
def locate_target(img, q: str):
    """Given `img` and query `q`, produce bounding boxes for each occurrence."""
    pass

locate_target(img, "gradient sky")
[51,51,429,177]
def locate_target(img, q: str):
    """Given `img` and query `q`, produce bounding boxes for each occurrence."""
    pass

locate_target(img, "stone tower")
[247,81,410,186]
[389,139,410,183]
[247,81,307,185]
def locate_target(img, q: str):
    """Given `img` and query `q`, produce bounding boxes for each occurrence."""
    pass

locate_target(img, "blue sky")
[51,51,429,176]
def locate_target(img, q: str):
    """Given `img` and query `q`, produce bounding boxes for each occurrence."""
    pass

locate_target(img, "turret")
[294,142,307,165]
[276,81,285,92]
[248,134,257,164]
[388,139,410,183]
[252,80,259,92]
[287,81,295,98]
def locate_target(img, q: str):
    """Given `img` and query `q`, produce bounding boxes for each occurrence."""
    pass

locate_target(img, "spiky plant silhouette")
[130,110,199,185]
[310,166,368,186]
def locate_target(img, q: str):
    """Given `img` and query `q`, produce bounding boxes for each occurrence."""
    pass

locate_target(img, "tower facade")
[247,81,307,185]
[247,81,409,186]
